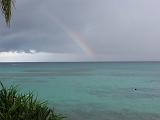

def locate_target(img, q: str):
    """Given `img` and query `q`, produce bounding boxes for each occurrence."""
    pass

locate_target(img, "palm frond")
[0,0,15,25]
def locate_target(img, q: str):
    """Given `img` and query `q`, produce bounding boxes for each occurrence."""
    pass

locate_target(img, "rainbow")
[50,16,94,58]
[65,28,94,58]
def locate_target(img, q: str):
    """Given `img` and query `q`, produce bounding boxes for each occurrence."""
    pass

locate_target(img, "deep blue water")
[1,62,160,120]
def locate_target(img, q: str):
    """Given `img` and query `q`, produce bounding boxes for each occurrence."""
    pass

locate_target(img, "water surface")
[1,62,160,120]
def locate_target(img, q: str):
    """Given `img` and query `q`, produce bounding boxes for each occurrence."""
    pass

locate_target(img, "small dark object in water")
[134,88,137,91]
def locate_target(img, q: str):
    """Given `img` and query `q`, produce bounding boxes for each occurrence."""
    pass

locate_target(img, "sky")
[0,0,160,62]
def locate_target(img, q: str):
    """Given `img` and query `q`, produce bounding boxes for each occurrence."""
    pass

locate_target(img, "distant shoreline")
[0,61,160,63]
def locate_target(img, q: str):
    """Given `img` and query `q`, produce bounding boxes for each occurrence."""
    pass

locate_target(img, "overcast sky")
[0,0,160,62]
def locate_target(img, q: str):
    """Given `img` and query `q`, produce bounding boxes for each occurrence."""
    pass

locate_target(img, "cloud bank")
[0,50,83,62]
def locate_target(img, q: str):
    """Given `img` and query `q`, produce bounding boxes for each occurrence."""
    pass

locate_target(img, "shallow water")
[1,62,160,120]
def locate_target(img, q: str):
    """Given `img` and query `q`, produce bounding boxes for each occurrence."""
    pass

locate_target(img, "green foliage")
[0,82,64,120]
[0,0,14,25]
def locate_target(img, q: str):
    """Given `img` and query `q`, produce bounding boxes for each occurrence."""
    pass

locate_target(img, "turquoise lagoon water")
[1,62,160,120]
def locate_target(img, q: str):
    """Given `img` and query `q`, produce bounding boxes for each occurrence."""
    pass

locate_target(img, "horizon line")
[1,61,160,63]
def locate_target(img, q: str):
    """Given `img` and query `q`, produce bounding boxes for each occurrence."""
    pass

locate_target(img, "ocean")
[1,62,160,120]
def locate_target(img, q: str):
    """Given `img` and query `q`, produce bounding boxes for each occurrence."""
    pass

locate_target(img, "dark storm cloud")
[0,0,80,53]
[0,0,160,61]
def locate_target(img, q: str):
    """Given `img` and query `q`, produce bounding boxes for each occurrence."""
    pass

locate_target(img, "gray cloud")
[0,0,160,61]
